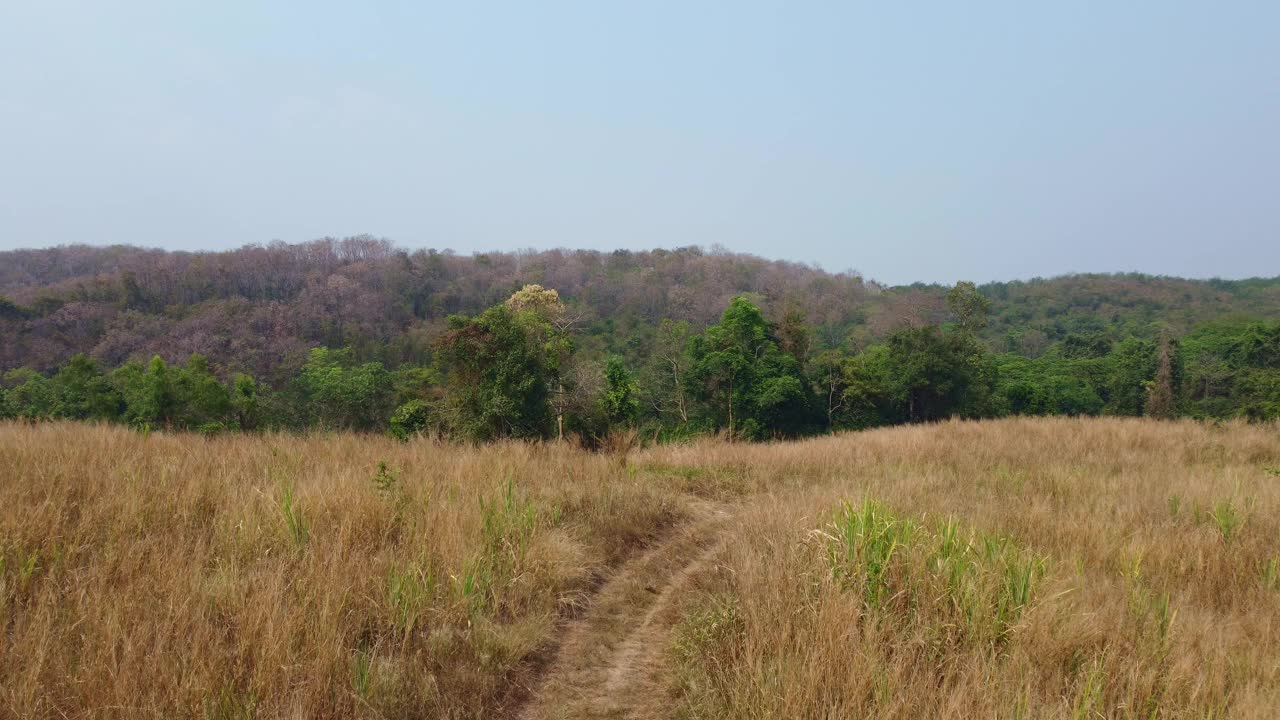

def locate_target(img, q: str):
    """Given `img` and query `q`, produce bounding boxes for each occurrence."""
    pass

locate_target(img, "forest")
[1,237,1278,439]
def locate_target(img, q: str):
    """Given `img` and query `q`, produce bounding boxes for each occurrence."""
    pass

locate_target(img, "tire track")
[516,501,729,720]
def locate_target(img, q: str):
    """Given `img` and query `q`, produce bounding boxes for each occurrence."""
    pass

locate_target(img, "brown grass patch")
[2,418,1278,718]
[659,418,1280,719]
[0,424,681,719]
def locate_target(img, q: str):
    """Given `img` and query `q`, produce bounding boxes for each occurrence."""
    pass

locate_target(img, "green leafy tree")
[687,296,814,439]
[600,356,640,427]
[1103,338,1157,416]
[839,345,900,428]
[171,354,232,430]
[946,281,992,334]
[296,347,393,431]
[994,354,1103,416]
[875,326,995,423]
[687,297,767,437]
[1235,368,1280,421]
[1231,322,1280,368]
[107,354,235,430]
[389,399,436,440]
[437,304,554,441]
[231,373,260,430]
[50,354,121,420]
[1060,333,1113,360]
[1179,320,1279,420]
[110,356,176,428]
[888,327,961,422]
[3,369,58,419]
[505,284,577,440]
[391,365,442,406]
[0,358,120,421]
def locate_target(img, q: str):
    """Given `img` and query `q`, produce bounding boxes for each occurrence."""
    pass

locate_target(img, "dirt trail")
[515,501,730,720]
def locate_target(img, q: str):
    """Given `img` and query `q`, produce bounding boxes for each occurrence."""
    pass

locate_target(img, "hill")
[2,238,1278,434]
[2,238,1278,378]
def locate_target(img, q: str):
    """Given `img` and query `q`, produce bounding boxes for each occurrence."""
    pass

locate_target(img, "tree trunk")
[556,381,565,441]
[671,360,689,424]
[727,373,734,440]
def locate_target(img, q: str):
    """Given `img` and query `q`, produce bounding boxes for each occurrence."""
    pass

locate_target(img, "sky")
[1,2,1277,285]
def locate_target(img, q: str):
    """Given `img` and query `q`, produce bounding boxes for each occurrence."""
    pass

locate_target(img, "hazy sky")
[2,2,1277,284]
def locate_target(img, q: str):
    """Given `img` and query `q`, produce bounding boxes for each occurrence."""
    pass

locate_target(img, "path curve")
[515,501,729,720]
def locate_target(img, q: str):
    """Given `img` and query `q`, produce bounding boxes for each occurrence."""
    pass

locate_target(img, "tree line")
[3,281,1277,440]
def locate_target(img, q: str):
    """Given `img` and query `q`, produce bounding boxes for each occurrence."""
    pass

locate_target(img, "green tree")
[389,399,436,440]
[437,304,554,441]
[505,284,577,440]
[878,326,994,423]
[109,362,149,426]
[1230,322,1280,368]
[50,354,120,420]
[839,345,900,428]
[887,327,961,422]
[0,358,120,421]
[171,354,232,430]
[296,347,393,430]
[1178,321,1278,420]
[391,365,442,406]
[231,373,260,430]
[994,354,1103,416]
[3,369,58,419]
[1235,368,1280,421]
[687,296,814,439]
[600,356,640,427]
[111,356,177,428]
[946,281,992,334]
[1102,338,1156,416]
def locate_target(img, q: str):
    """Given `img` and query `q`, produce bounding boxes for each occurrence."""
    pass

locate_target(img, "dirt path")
[516,501,730,720]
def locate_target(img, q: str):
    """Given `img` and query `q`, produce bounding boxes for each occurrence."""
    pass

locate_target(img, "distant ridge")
[2,237,1278,377]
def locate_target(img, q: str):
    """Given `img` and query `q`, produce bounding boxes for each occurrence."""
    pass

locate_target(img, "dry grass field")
[2,418,1279,718]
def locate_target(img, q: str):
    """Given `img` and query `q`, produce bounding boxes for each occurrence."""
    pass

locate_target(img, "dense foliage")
[2,239,1278,438]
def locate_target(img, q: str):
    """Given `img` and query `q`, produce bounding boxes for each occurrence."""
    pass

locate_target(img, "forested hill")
[3,237,1278,380]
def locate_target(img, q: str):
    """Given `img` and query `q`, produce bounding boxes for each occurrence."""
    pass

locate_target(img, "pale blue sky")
[1,1,1277,284]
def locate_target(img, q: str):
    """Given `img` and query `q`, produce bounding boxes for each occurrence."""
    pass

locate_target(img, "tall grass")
[0,422,679,718]
[663,417,1280,719]
[276,477,308,547]
[2,417,1278,718]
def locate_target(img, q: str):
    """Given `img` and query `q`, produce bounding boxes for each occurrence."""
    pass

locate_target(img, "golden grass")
[0,423,681,719]
[655,418,1280,719]
[2,418,1278,719]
